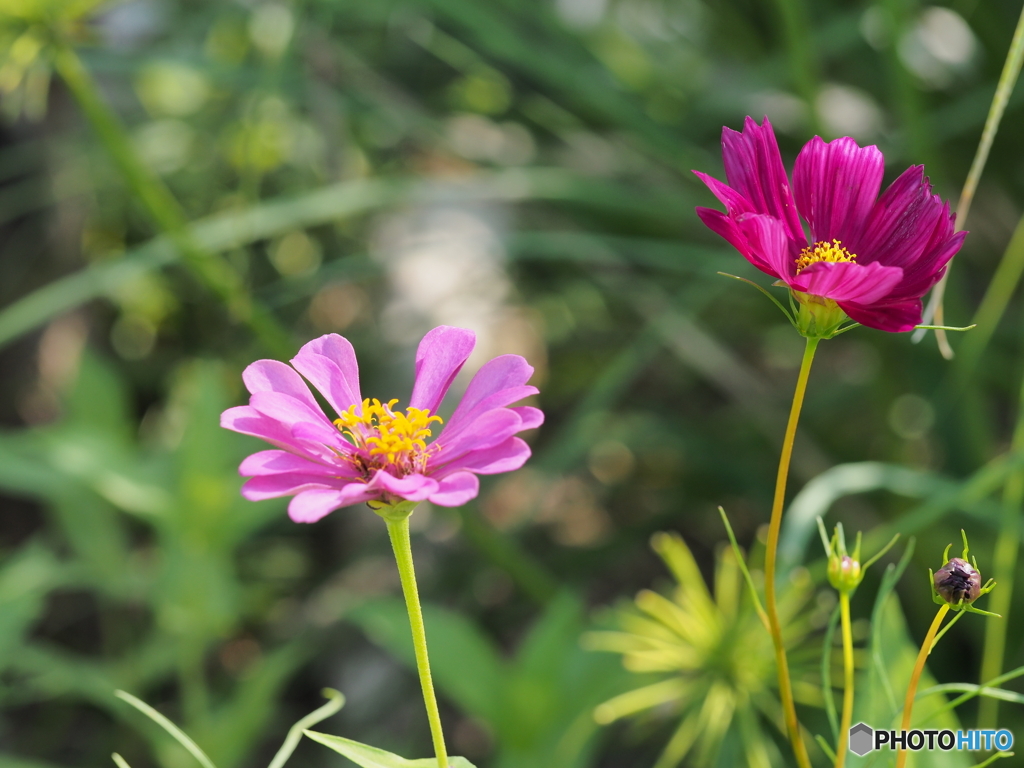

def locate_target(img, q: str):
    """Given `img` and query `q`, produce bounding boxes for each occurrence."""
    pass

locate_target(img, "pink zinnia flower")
[221,326,542,523]
[694,116,966,333]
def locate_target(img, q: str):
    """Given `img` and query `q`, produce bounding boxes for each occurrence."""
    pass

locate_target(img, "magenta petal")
[448,354,535,422]
[427,472,480,507]
[242,474,345,501]
[288,485,376,523]
[291,334,362,417]
[736,213,798,280]
[695,206,778,277]
[720,117,805,243]
[237,448,342,479]
[840,298,923,332]
[434,437,531,478]
[790,261,904,304]
[793,136,884,245]
[367,470,439,501]
[408,326,476,414]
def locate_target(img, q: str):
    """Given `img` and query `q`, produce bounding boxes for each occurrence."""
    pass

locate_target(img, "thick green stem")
[896,605,950,768]
[764,335,818,768]
[835,592,855,768]
[50,44,290,355]
[385,514,449,768]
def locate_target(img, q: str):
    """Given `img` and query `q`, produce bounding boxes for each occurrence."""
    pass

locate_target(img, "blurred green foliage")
[2,0,1024,766]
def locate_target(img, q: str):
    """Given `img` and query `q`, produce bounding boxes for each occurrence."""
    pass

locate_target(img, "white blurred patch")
[899,7,976,89]
[748,90,809,134]
[133,119,194,174]
[555,0,608,29]
[446,114,536,166]
[815,83,884,140]
[97,0,168,50]
[374,203,544,378]
[249,3,295,58]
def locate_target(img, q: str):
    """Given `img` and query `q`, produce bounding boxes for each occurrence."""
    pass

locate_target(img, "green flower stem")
[50,43,291,356]
[764,335,819,768]
[978,372,1024,728]
[896,604,950,768]
[834,591,855,768]
[384,513,449,768]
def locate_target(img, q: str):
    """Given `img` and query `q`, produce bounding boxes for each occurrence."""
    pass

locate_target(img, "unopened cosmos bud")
[934,558,982,605]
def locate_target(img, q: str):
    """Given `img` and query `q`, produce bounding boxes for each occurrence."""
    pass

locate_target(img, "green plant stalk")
[764,335,819,768]
[896,604,950,768]
[50,44,291,356]
[835,591,855,768]
[384,515,449,768]
[917,2,1024,357]
[978,373,1024,728]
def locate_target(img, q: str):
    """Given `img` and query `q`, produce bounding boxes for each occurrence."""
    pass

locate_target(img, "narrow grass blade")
[820,603,841,741]
[718,507,768,630]
[111,755,133,768]
[267,689,346,768]
[114,690,217,768]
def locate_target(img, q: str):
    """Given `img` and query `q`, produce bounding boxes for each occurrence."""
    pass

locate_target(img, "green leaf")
[302,731,476,768]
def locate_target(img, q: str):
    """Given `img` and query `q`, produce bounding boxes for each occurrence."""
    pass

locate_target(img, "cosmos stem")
[764,335,818,768]
[383,511,449,768]
[835,592,855,768]
[896,604,950,768]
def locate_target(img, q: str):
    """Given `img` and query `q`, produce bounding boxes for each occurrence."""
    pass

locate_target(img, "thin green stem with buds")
[381,506,449,768]
[764,335,818,768]
[834,591,855,768]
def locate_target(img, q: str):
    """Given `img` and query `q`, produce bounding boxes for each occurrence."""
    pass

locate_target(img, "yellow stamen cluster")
[334,398,442,466]
[795,239,858,273]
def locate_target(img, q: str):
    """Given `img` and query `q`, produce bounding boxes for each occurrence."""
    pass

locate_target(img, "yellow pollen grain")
[795,239,857,274]
[334,398,443,464]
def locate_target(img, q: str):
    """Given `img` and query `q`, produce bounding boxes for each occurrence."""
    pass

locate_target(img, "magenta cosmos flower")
[220,326,542,523]
[694,116,966,333]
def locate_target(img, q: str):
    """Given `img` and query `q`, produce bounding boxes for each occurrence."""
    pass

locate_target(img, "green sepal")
[371,500,419,523]
[303,730,477,768]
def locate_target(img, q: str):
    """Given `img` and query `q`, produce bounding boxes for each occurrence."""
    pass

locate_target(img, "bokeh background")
[1,0,1024,766]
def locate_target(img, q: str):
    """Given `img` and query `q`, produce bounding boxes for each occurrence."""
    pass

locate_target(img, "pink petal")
[448,354,535,423]
[433,437,531,478]
[249,391,329,429]
[288,485,376,523]
[221,405,316,456]
[239,449,355,478]
[291,420,356,454]
[366,470,439,502]
[290,334,362,417]
[408,326,476,414]
[242,360,320,413]
[793,136,884,245]
[509,406,543,430]
[720,116,805,243]
[840,298,923,333]
[790,261,904,305]
[431,408,524,467]
[242,474,349,501]
[736,213,799,281]
[427,472,480,507]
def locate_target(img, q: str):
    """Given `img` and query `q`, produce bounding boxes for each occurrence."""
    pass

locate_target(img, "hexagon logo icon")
[849,723,874,756]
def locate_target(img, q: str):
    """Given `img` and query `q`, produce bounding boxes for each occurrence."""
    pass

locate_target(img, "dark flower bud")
[934,558,982,605]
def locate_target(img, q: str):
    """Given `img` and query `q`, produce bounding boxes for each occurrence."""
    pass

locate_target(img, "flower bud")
[828,554,862,593]
[934,558,982,605]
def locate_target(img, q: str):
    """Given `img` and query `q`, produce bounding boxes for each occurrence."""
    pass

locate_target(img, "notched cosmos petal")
[720,117,804,243]
[736,213,797,280]
[841,298,923,333]
[794,136,884,245]
[790,261,904,305]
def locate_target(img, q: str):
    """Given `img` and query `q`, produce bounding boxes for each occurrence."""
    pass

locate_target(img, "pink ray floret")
[694,116,967,332]
[221,326,543,523]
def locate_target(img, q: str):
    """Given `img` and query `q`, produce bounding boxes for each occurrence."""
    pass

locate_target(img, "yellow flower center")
[334,398,443,467]
[795,239,857,273]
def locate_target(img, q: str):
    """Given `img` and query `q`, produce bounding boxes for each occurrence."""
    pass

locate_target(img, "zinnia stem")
[764,335,818,768]
[895,604,950,768]
[385,515,449,768]
[835,591,855,768]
